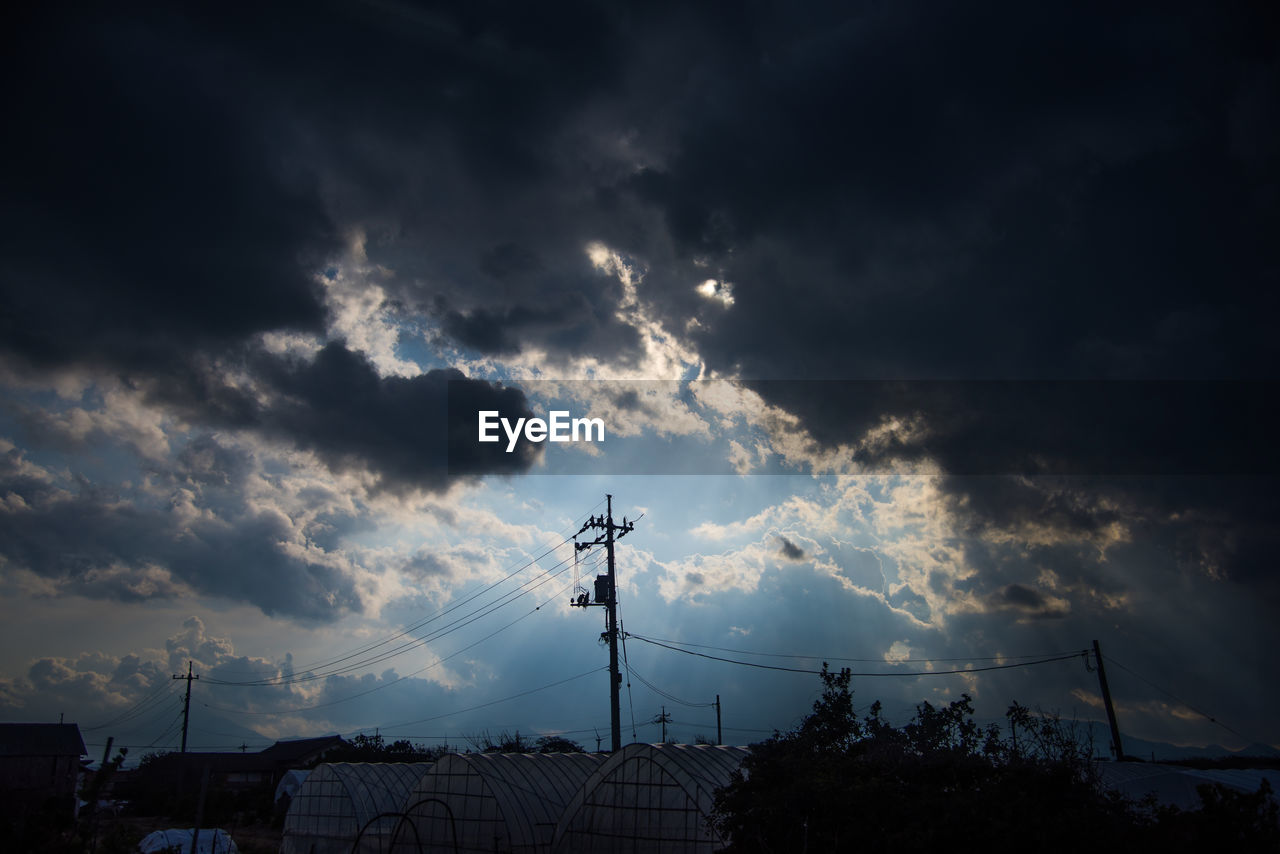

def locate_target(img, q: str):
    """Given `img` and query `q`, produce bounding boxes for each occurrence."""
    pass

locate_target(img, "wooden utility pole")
[571,494,636,752]
[173,661,199,754]
[1092,640,1124,760]
[191,765,211,853]
[716,695,722,746]
[654,706,671,742]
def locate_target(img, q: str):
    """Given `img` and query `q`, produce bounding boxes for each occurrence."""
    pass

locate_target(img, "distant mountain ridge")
[1076,719,1278,762]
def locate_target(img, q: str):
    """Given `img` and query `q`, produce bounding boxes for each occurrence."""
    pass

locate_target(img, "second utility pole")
[573,494,635,753]
[173,660,199,754]
[1092,639,1124,761]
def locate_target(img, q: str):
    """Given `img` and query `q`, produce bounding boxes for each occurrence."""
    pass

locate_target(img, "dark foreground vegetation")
[7,680,1273,852]
[710,666,1278,853]
[4,729,591,852]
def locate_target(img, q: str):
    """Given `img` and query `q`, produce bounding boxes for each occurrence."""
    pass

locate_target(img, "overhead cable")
[626,632,1088,677]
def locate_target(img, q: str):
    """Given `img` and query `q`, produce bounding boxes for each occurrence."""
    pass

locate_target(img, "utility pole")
[1092,640,1124,761]
[173,661,199,754]
[570,494,636,753]
[716,695,722,746]
[654,706,672,743]
[191,765,211,853]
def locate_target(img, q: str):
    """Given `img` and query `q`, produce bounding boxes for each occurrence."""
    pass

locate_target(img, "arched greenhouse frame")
[390,751,605,854]
[552,743,749,853]
[282,761,434,854]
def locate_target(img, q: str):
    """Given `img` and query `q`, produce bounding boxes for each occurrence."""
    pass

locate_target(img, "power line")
[83,692,186,751]
[199,573,584,717]
[211,501,607,681]
[188,723,271,740]
[355,724,619,742]
[625,661,717,708]
[620,623,638,740]
[148,709,187,749]
[205,548,601,697]
[207,543,597,687]
[378,666,608,730]
[626,632,1089,677]
[629,634,1088,665]
[668,718,775,735]
[1105,654,1254,743]
[108,502,609,738]
[112,693,185,739]
[83,680,178,732]
[85,740,274,753]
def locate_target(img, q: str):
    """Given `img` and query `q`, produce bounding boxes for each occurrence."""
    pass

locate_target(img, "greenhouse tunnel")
[282,761,434,854]
[390,751,606,854]
[552,744,750,854]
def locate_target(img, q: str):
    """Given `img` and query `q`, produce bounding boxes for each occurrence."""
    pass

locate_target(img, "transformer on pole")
[570,494,636,752]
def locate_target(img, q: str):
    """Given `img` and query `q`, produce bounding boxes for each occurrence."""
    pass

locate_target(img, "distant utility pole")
[173,661,199,754]
[654,706,672,743]
[1092,640,1124,761]
[571,494,636,753]
[716,695,722,746]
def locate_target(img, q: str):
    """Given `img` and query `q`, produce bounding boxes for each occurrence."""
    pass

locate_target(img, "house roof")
[258,735,345,763]
[0,723,87,757]
[140,736,348,779]
[143,751,267,773]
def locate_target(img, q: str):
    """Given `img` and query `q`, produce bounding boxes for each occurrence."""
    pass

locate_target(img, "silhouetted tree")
[710,665,1143,853]
[533,735,585,753]
[466,729,531,753]
[326,732,448,763]
[1147,779,1279,853]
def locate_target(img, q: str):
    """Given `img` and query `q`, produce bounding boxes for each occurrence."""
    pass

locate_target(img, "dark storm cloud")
[148,343,540,492]
[438,283,643,365]
[189,0,649,366]
[888,586,932,623]
[633,3,1279,383]
[2,425,398,617]
[4,2,1278,596]
[777,536,806,562]
[404,553,454,580]
[2,4,547,489]
[951,475,1280,598]
[2,6,335,372]
[254,344,540,490]
[747,381,1280,476]
[990,584,1067,620]
[0,462,362,619]
[589,2,1277,601]
[175,435,255,489]
[606,0,1280,545]
[305,0,1280,584]
[7,2,1276,382]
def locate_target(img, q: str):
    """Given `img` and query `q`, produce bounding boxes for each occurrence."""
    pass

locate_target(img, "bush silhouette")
[710,665,1275,853]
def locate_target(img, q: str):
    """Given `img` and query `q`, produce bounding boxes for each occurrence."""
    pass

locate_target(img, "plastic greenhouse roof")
[395,751,606,853]
[552,743,750,852]
[283,761,433,853]
[1096,761,1280,812]
[137,828,238,853]
[274,768,310,804]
